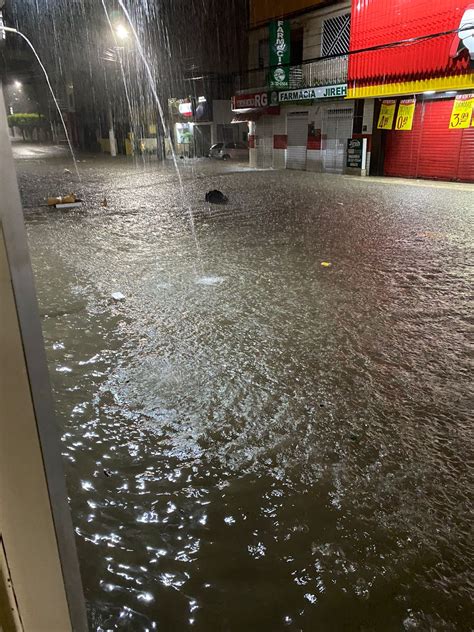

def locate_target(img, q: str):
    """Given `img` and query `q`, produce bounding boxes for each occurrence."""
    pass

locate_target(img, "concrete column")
[108,104,117,156]
[0,81,87,632]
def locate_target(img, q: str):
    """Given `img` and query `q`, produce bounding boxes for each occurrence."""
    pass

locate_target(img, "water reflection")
[21,157,473,630]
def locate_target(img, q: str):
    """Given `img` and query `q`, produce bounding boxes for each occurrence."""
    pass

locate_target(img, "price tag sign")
[395,98,416,130]
[449,94,473,129]
[377,100,396,130]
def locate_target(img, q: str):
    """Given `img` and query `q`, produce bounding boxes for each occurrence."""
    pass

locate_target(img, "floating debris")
[205,190,228,204]
[195,276,225,286]
[321,261,332,267]
[47,193,82,209]
[111,292,126,301]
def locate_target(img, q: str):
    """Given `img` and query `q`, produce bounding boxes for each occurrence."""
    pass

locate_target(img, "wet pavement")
[15,144,473,631]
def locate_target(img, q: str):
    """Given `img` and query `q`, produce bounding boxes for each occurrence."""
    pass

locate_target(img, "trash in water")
[205,190,228,204]
[47,193,83,209]
[196,276,225,286]
[111,292,126,301]
[321,262,332,267]
[64,168,71,174]
[102,197,108,207]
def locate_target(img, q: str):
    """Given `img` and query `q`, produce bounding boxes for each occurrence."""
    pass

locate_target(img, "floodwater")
[18,148,473,630]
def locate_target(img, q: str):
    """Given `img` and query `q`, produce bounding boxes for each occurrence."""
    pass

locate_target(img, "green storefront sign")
[269,20,291,89]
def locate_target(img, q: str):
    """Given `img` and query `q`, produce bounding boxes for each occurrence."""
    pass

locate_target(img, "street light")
[115,24,129,41]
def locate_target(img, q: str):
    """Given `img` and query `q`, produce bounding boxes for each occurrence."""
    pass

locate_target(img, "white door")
[286,112,308,170]
[322,106,354,173]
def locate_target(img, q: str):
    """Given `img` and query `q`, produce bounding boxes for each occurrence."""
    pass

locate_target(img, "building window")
[290,28,304,66]
[258,38,269,69]
[321,13,351,57]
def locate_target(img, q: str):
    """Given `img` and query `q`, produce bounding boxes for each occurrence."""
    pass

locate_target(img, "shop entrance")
[322,106,354,173]
[286,112,308,170]
[256,116,273,169]
[384,98,474,182]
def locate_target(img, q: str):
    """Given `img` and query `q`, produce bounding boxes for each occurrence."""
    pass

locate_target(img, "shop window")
[321,13,351,57]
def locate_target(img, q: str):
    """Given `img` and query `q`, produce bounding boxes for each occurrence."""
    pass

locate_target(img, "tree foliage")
[7,112,48,128]
[7,113,49,140]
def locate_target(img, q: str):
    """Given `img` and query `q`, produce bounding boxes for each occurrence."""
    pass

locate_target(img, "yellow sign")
[395,98,416,131]
[449,94,473,129]
[377,100,396,130]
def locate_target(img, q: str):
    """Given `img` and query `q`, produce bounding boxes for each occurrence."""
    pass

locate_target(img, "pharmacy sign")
[269,20,291,89]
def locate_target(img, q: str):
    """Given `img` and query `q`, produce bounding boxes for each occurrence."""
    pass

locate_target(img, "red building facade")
[348,0,474,98]
[348,0,474,182]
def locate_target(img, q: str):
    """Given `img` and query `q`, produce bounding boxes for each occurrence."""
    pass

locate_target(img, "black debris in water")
[205,189,228,204]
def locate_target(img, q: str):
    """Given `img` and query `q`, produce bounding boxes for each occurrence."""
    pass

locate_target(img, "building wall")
[248,2,351,71]
[244,0,355,175]
[251,0,329,26]
[254,99,356,172]
[213,100,234,125]
[249,26,269,72]
[302,2,351,61]
[271,115,287,169]
[348,0,474,97]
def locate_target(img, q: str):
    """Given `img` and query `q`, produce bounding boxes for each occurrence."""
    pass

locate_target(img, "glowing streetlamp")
[114,24,129,41]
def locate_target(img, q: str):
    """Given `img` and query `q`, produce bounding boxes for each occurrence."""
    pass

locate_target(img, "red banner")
[232,91,270,111]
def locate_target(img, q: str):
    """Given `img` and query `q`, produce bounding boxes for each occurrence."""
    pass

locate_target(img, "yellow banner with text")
[395,98,416,131]
[377,100,397,130]
[449,94,473,129]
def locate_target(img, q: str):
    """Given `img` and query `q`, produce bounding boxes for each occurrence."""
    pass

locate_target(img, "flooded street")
[18,149,473,630]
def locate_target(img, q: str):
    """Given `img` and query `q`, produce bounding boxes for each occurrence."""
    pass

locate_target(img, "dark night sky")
[2,0,248,123]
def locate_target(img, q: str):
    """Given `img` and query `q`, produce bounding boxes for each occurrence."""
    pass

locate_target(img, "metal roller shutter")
[458,126,474,182]
[383,105,424,178]
[287,112,308,170]
[322,106,354,173]
[384,99,474,182]
[256,116,273,169]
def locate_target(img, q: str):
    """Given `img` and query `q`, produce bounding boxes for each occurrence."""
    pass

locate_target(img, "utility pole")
[108,101,117,156]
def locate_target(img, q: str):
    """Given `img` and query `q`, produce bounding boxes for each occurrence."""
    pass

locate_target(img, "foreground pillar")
[0,82,87,631]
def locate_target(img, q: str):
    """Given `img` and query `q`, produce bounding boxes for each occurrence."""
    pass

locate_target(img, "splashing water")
[100,0,146,172]
[114,0,203,272]
[4,26,81,182]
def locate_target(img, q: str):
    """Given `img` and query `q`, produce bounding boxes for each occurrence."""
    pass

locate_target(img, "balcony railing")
[235,56,348,94]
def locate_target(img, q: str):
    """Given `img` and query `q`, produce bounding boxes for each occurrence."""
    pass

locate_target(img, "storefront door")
[384,98,474,182]
[322,106,354,173]
[256,117,273,169]
[286,112,308,170]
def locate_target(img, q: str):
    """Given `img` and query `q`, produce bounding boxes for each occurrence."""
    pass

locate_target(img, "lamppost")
[102,22,129,157]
